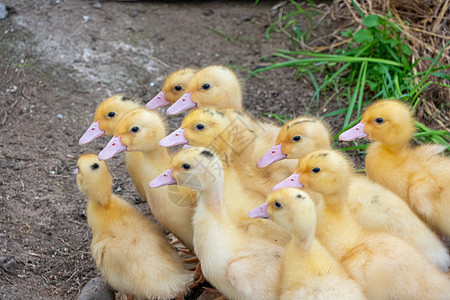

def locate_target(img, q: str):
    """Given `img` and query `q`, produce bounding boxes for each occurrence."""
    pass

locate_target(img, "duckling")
[260,116,450,271]
[150,147,286,300]
[98,108,197,251]
[249,188,366,300]
[159,108,297,198]
[340,99,450,237]
[75,154,192,299]
[274,150,450,299]
[78,95,146,202]
[146,68,197,109]
[166,65,243,115]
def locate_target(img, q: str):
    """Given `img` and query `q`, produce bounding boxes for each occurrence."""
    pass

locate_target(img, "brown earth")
[0,1,446,300]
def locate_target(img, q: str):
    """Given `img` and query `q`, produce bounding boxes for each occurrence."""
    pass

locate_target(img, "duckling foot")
[189,262,205,289]
[184,256,199,264]
[180,248,196,256]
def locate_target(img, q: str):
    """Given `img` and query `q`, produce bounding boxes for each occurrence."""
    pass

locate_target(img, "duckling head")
[146,68,197,109]
[79,95,141,144]
[166,65,243,115]
[273,150,353,197]
[98,108,166,160]
[249,188,317,242]
[150,147,223,192]
[339,100,415,147]
[75,154,112,202]
[159,108,229,149]
[257,117,331,168]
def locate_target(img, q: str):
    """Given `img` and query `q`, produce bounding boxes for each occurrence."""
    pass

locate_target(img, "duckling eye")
[174,85,182,92]
[374,118,384,124]
[107,112,116,118]
[292,135,302,142]
[311,167,321,173]
[90,163,99,170]
[182,163,191,170]
[130,126,139,133]
[195,124,205,131]
[274,201,282,208]
[201,83,211,90]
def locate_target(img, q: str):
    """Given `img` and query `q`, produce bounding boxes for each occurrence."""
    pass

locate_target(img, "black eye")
[174,85,182,92]
[311,167,321,173]
[90,163,99,170]
[182,163,191,170]
[374,118,384,124]
[275,201,282,208]
[130,126,139,133]
[201,83,210,90]
[195,124,205,131]
[292,135,301,142]
[107,112,116,118]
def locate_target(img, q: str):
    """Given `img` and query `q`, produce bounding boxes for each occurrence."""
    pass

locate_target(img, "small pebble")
[57,114,63,119]
[77,277,114,300]
[149,82,155,87]
[82,16,89,23]
[0,2,8,20]
[92,2,102,9]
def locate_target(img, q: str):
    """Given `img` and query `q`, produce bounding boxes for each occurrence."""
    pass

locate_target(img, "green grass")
[252,0,450,151]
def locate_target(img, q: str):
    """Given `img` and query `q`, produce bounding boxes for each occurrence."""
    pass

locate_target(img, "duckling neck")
[142,144,170,161]
[85,182,112,207]
[200,180,225,215]
[292,231,314,251]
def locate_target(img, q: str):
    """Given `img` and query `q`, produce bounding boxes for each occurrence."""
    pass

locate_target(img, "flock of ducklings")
[75,65,450,300]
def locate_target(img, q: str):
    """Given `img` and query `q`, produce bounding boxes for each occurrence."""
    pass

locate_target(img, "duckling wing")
[225,246,283,300]
[408,173,437,217]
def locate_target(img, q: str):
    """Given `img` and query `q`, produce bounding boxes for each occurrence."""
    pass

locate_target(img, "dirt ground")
[0,1,446,299]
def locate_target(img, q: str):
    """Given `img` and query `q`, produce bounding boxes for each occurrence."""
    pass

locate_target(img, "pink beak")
[339,122,368,141]
[166,92,196,115]
[149,168,177,188]
[159,128,189,147]
[256,144,287,168]
[79,121,105,145]
[182,145,193,150]
[146,91,170,109]
[272,173,303,191]
[98,136,127,160]
[248,202,269,219]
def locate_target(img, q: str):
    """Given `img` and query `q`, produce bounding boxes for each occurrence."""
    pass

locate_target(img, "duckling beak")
[159,128,189,147]
[79,121,105,144]
[257,144,287,168]
[149,168,177,188]
[339,122,368,141]
[166,92,196,115]
[182,145,193,150]
[248,202,269,219]
[146,91,170,109]
[98,136,127,160]
[272,173,303,191]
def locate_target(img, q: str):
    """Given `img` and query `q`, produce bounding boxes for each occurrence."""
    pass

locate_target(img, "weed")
[252,1,449,150]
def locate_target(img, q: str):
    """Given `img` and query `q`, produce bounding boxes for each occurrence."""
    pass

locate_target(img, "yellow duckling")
[146,68,197,109]
[166,65,243,114]
[78,95,146,201]
[75,154,192,299]
[250,188,366,300]
[159,108,296,198]
[260,116,450,271]
[340,99,450,237]
[274,150,450,299]
[150,147,285,300]
[98,108,196,251]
